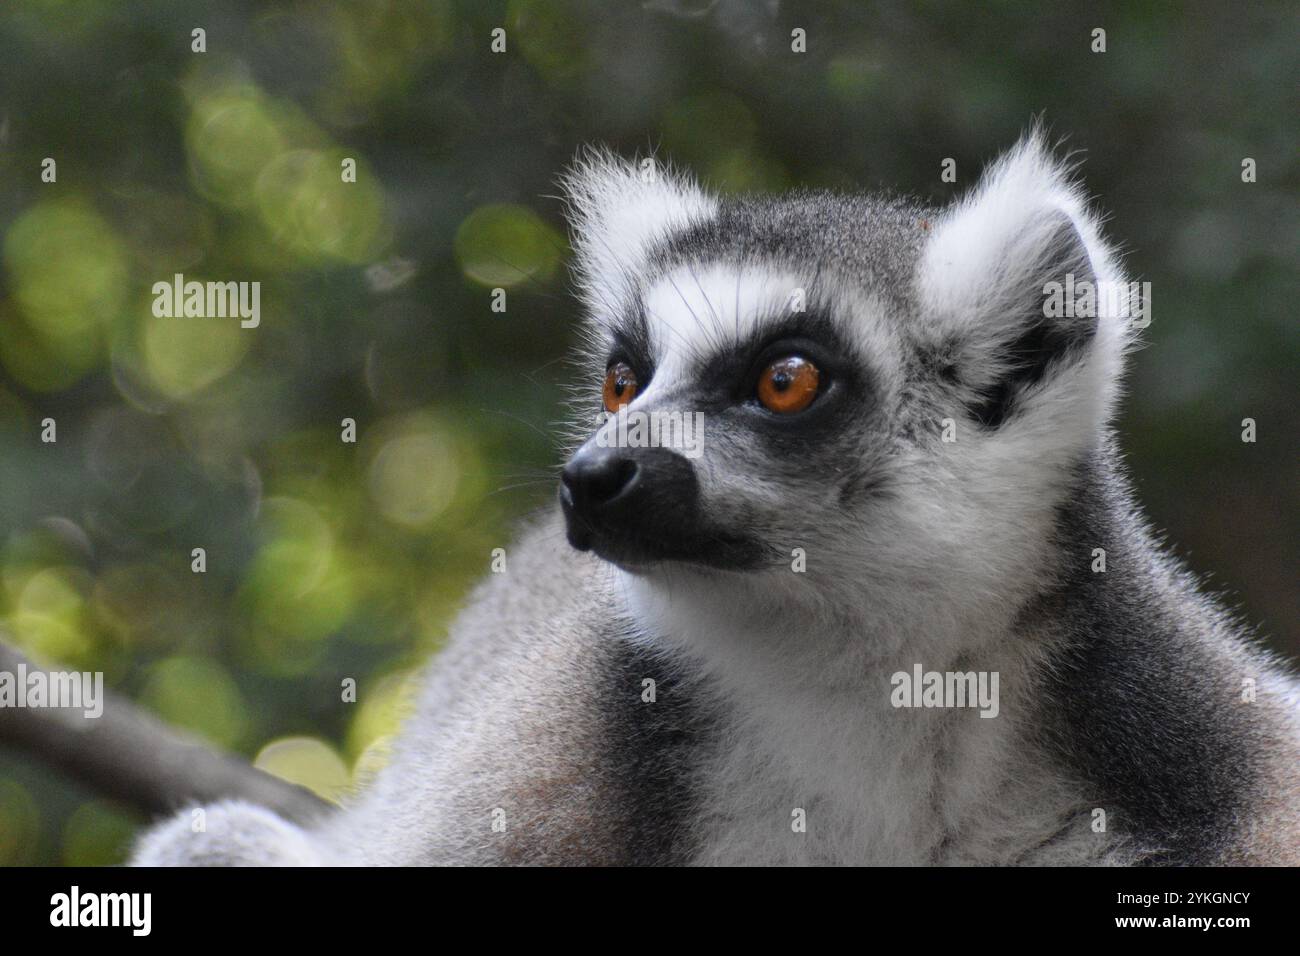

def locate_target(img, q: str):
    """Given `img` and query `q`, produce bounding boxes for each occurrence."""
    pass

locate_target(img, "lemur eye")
[757,356,820,414]
[602,362,639,412]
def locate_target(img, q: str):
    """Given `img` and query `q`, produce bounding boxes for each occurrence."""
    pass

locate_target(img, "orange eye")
[757,356,820,414]
[602,362,639,412]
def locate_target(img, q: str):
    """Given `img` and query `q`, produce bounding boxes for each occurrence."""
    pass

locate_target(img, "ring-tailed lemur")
[134,134,1300,866]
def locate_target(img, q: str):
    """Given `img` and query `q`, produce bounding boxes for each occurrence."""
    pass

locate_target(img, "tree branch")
[0,641,332,825]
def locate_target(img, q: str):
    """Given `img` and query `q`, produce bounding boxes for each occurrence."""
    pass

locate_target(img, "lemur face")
[560,257,900,573]
[560,140,1133,596]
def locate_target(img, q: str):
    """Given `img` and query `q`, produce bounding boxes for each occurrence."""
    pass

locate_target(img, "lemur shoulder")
[135,134,1300,866]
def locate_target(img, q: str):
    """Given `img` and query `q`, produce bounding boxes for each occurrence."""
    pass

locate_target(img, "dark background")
[0,0,1295,864]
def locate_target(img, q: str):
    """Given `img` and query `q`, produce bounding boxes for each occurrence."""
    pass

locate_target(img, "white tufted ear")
[560,148,718,321]
[917,131,1135,429]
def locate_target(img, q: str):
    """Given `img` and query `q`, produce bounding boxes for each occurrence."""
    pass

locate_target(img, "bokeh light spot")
[186,89,287,209]
[345,670,418,761]
[1,198,128,390]
[367,427,459,529]
[9,567,92,665]
[140,656,248,749]
[454,204,563,288]
[253,736,350,803]
[142,294,251,399]
[255,149,388,263]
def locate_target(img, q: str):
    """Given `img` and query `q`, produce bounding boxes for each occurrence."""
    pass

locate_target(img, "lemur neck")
[621,565,1051,864]
[624,561,1037,689]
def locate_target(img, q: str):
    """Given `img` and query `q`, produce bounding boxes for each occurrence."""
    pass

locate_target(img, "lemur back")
[133,135,1300,867]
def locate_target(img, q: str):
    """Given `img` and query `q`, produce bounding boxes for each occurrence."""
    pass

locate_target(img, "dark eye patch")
[689,310,853,404]
[669,311,879,456]
[606,317,654,386]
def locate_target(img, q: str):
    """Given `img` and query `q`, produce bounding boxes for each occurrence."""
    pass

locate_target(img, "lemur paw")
[131,800,324,867]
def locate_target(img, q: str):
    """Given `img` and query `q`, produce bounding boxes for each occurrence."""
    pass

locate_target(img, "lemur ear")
[561,148,717,318]
[917,133,1130,428]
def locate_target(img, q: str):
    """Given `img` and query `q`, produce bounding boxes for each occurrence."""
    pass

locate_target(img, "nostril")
[562,454,638,510]
[587,457,637,505]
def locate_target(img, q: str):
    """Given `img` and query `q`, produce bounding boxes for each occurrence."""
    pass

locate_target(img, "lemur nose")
[561,450,639,513]
[559,444,703,562]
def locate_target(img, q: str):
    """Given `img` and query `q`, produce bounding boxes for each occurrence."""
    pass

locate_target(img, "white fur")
[561,149,718,324]
[132,800,327,867]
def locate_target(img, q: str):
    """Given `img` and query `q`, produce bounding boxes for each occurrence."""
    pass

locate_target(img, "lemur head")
[558,134,1135,631]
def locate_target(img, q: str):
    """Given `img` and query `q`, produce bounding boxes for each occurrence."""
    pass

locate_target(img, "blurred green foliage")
[0,0,1295,864]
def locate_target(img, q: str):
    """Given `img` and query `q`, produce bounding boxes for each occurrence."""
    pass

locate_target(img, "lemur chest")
[686,717,950,864]
[614,589,1081,864]
[678,687,1068,865]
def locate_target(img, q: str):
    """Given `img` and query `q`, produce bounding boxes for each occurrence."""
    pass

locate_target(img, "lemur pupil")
[757,356,820,413]
[603,362,638,412]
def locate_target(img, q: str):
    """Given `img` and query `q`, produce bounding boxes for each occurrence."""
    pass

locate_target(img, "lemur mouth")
[559,444,764,572]
[566,514,764,573]
[568,525,673,572]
